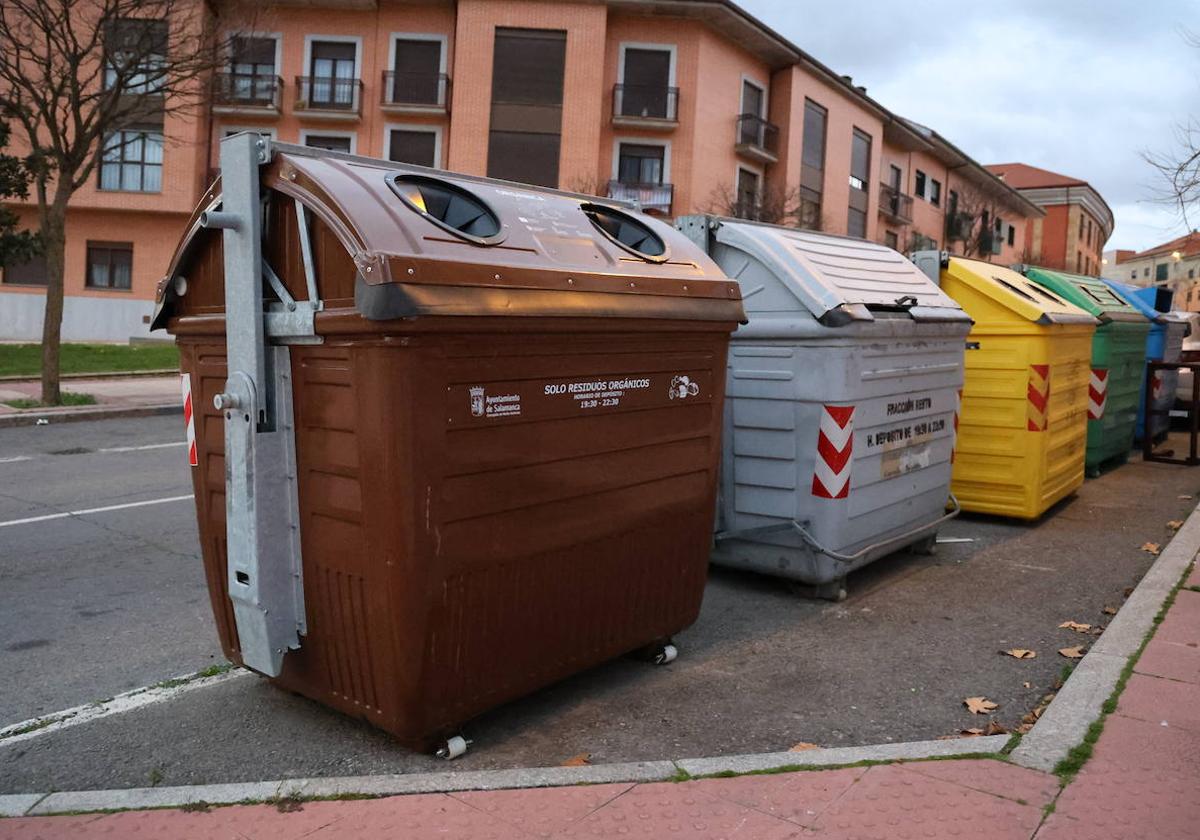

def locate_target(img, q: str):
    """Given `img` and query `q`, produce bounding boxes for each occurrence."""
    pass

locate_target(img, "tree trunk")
[38,194,69,406]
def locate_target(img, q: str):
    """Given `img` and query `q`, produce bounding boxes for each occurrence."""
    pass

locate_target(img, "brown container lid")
[154,144,744,328]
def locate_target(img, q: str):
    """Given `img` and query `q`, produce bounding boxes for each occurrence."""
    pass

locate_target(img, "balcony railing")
[607,180,674,215]
[295,75,363,116]
[735,114,779,161]
[878,183,913,225]
[381,71,450,111]
[213,72,282,113]
[612,84,678,125]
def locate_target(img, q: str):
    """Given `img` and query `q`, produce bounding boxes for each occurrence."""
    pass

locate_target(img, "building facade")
[1,0,1041,341]
[985,163,1113,276]
[1102,233,1200,312]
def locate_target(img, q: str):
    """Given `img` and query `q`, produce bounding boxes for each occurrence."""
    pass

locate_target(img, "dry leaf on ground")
[1103,606,1118,616]
[958,728,985,737]
[1015,722,1034,734]
[984,721,1009,736]
[1023,681,1032,689]
[1088,625,1106,636]
[964,696,999,715]
[1002,648,1037,659]
[1141,542,1161,555]
[1168,520,1184,530]
[788,742,819,752]
[1059,646,1086,659]
[561,753,591,767]
[1059,621,1091,633]
[1179,495,1193,500]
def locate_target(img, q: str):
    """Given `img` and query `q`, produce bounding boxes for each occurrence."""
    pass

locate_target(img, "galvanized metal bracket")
[206,132,308,677]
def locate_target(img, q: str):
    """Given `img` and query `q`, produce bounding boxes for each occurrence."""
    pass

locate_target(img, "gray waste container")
[678,217,971,599]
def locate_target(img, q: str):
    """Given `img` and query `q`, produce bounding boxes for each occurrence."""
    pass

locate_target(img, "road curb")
[0,369,178,383]
[1009,499,1200,772]
[0,403,181,429]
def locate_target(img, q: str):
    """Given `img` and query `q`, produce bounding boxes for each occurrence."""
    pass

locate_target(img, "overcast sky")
[738,0,1200,252]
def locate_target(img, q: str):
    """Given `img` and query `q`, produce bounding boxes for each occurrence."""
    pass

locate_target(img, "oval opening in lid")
[387,174,504,245]
[581,203,668,262]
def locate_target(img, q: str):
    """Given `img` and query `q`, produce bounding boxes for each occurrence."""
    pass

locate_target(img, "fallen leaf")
[1124,587,1134,598]
[958,728,985,737]
[1168,520,1185,530]
[788,742,819,752]
[1059,646,1086,659]
[1179,495,1193,500]
[561,753,591,767]
[1059,621,1092,633]
[964,696,999,715]
[984,721,1009,736]
[1103,606,1118,616]
[1023,682,1032,689]
[1141,542,1161,555]
[1088,625,1106,636]
[1015,722,1034,734]
[1002,648,1037,659]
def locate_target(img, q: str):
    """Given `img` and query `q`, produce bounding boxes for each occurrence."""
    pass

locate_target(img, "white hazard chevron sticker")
[812,404,854,499]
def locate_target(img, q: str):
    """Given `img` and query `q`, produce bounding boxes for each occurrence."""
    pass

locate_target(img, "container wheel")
[911,534,938,556]
[792,579,847,601]
[630,639,679,665]
[654,643,679,665]
[435,735,471,760]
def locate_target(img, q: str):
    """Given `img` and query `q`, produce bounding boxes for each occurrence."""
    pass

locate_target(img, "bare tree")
[946,178,1008,260]
[1144,29,1200,227]
[0,0,252,404]
[704,181,826,230]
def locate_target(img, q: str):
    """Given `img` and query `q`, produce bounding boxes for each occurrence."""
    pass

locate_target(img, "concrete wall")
[0,290,156,342]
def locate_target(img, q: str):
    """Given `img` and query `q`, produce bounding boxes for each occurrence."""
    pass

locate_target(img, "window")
[1076,251,1081,272]
[1144,268,1150,278]
[1008,224,1016,247]
[930,179,941,207]
[884,230,898,250]
[849,129,871,191]
[737,80,767,148]
[86,243,133,290]
[741,79,765,118]
[1086,218,1092,246]
[799,99,826,230]
[848,207,867,239]
[302,133,354,153]
[309,40,358,108]
[617,143,665,184]
[2,253,47,286]
[915,170,926,199]
[618,46,673,119]
[735,168,760,219]
[227,35,277,104]
[1190,269,1196,280]
[387,128,438,167]
[1131,270,1137,280]
[1156,263,1169,282]
[390,36,445,106]
[888,165,902,190]
[487,28,566,187]
[104,18,167,94]
[99,129,163,192]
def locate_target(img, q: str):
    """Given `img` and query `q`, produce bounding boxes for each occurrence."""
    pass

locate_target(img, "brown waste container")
[152,134,744,755]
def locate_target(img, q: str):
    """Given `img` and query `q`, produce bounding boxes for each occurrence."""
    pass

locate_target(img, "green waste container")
[1020,266,1151,476]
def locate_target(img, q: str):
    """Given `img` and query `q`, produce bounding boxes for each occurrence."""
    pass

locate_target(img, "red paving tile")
[1116,672,1200,733]
[688,766,864,827]
[1186,567,1200,589]
[1151,590,1200,648]
[809,764,1043,840]
[1133,636,1200,684]
[554,780,804,838]
[0,815,105,840]
[1086,713,1200,775]
[897,757,1060,807]
[450,782,633,837]
[301,793,528,839]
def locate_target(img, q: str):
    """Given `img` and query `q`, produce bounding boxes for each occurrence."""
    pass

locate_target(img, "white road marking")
[0,455,32,464]
[98,441,187,453]
[0,494,195,529]
[0,669,250,747]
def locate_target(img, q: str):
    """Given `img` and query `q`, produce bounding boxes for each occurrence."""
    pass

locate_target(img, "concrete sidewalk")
[3,579,1197,838]
[0,375,181,427]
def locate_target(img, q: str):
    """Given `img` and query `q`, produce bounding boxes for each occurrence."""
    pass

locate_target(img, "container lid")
[1102,279,1180,323]
[943,258,1098,325]
[1022,267,1146,324]
[684,216,968,326]
[154,142,745,327]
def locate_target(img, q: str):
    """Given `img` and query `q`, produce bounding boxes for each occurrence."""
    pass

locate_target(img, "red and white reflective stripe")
[1088,368,1109,421]
[811,404,854,499]
[181,373,198,467]
[951,388,963,464]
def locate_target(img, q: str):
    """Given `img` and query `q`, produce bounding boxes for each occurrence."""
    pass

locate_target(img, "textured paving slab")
[449,782,634,838]
[1133,636,1200,684]
[1150,589,1200,647]
[1116,672,1200,732]
[688,766,864,827]
[898,757,1060,807]
[809,764,1043,839]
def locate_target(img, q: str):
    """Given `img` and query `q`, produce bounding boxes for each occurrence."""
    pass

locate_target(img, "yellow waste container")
[912,253,1098,519]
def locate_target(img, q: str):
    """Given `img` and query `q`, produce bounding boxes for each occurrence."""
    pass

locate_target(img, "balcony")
[381,71,450,114]
[735,114,779,163]
[611,84,678,129]
[294,76,363,120]
[607,180,673,216]
[878,184,913,225]
[212,73,283,116]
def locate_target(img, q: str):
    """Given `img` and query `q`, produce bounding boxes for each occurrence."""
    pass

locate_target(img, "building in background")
[1102,232,1200,312]
[1,0,1042,342]
[985,163,1113,275]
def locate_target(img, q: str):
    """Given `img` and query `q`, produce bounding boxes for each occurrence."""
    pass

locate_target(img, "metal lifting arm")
[203,132,313,677]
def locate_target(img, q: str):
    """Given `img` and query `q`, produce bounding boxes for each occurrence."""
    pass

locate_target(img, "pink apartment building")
[0,0,1043,341]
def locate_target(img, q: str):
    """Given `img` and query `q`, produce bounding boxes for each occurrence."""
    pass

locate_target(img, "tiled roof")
[985,163,1089,190]
[1132,231,1200,260]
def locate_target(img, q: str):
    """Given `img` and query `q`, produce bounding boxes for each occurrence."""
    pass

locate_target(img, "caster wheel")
[654,643,678,665]
[1086,466,1101,479]
[435,735,471,760]
[911,535,938,556]
[793,580,847,601]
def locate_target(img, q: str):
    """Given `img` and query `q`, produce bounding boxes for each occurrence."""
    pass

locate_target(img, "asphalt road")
[2,416,1198,793]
